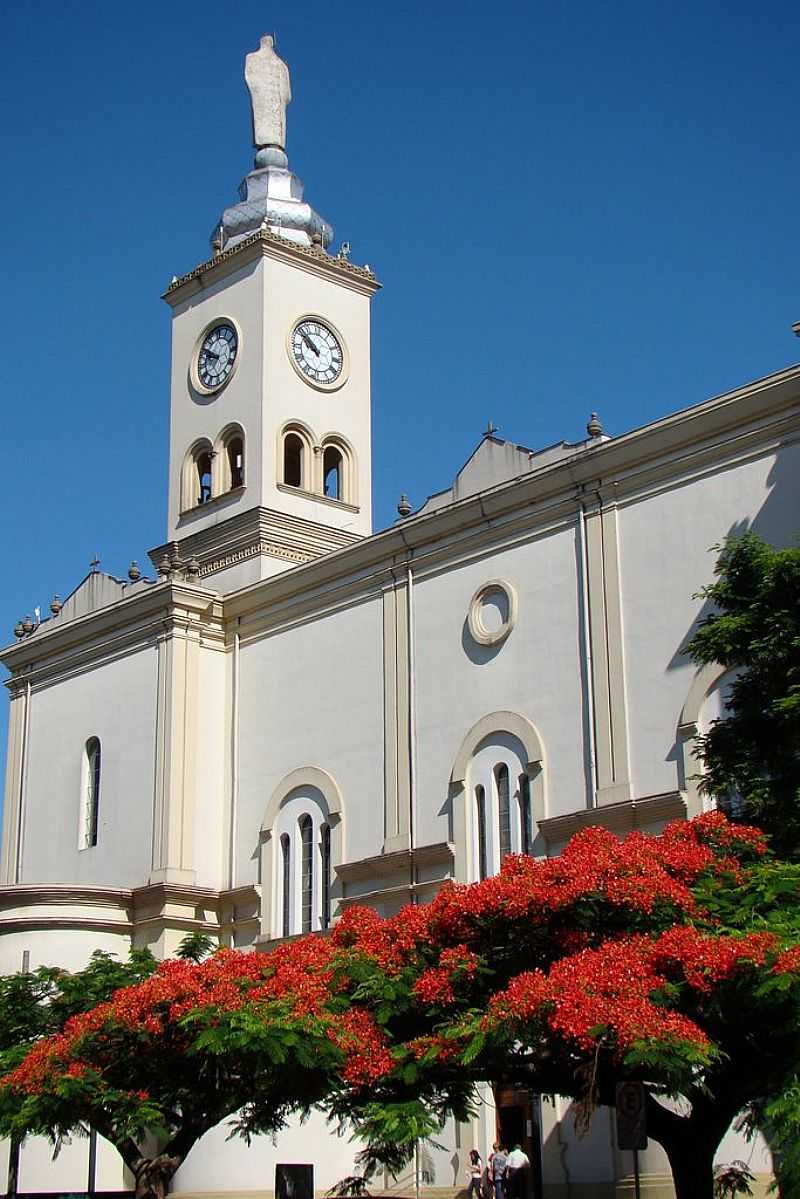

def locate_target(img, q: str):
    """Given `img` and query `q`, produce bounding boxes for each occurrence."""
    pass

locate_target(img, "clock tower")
[149,35,380,593]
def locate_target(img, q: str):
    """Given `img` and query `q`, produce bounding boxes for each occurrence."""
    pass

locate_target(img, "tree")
[687,531,800,857]
[0,937,388,1199]
[326,815,800,1199]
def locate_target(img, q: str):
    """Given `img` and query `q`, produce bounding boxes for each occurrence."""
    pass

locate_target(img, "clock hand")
[203,348,220,360]
[301,331,318,355]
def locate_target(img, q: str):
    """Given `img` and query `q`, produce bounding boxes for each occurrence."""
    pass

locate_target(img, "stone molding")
[466,579,518,647]
[677,661,728,816]
[538,791,687,847]
[163,228,381,307]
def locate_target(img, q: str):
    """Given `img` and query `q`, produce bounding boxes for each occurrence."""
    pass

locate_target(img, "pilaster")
[0,685,27,885]
[585,498,632,805]
[382,571,411,852]
[150,607,212,885]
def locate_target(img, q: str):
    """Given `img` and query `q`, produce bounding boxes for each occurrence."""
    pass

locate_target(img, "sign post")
[616,1082,647,1199]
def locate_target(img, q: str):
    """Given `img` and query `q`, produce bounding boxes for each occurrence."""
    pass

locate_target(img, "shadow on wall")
[664,444,800,771]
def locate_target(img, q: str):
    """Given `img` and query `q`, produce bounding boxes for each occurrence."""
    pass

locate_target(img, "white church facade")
[2,32,799,1199]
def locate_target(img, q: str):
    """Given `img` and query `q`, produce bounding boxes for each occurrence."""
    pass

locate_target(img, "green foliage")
[713,1161,755,1199]
[176,932,217,962]
[687,532,800,857]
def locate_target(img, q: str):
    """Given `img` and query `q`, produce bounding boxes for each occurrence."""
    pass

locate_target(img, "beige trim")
[261,766,344,835]
[163,227,382,308]
[677,661,727,817]
[451,711,544,782]
[259,767,345,941]
[538,791,686,848]
[450,711,546,883]
[585,499,632,805]
[0,689,26,884]
[466,579,518,647]
[382,576,411,852]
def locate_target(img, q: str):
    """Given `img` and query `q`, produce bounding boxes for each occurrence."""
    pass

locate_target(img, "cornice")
[224,362,800,629]
[1,581,224,685]
[162,229,381,307]
[538,791,687,844]
[335,842,454,883]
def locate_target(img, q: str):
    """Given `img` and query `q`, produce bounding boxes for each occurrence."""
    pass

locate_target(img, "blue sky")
[1,1,798,778]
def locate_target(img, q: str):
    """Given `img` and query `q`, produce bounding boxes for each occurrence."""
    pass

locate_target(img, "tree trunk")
[644,1094,734,1199]
[661,1136,716,1199]
[133,1154,182,1199]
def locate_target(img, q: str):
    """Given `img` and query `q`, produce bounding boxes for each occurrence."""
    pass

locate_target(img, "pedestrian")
[489,1141,508,1199]
[505,1144,530,1199]
[466,1149,483,1199]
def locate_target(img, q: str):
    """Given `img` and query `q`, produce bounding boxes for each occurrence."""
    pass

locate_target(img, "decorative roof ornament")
[397,494,412,518]
[586,412,604,439]
[213,34,333,253]
[13,620,25,639]
[483,421,499,439]
[49,595,62,615]
[127,561,141,582]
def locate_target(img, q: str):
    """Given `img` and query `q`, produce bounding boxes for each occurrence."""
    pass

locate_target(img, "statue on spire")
[245,35,291,153]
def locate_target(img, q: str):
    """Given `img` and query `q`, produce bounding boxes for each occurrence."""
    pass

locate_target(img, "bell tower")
[150,35,380,593]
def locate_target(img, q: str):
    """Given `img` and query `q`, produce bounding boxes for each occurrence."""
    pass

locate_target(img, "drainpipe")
[228,630,240,891]
[576,500,597,808]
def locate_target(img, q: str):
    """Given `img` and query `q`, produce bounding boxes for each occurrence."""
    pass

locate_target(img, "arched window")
[280,834,291,938]
[520,773,533,856]
[321,824,331,930]
[299,814,313,933]
[323,446,342,500]
[227,437,244,488]
[261,769,344,941]
[283,433,304,488]
[84,737,101,849]
[496,764,511,862]
[197,451,212,505]
[475,785,488,880]
[181,440,215,511]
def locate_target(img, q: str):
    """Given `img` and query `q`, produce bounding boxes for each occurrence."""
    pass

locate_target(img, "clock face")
[291,319,344,386]
[196,323,238,392]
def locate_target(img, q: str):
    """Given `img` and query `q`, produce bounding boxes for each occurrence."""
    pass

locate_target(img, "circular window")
[467,580,518,647]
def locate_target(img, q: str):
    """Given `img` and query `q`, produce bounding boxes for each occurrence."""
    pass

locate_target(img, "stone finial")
[397,494,412,518]
[186,556,201,582]
[49,595,62,615]
[13,620,25,639]
[587,412,604,438]
[128,561,141,582]
[156,554,171,580]
[22,615,34,635]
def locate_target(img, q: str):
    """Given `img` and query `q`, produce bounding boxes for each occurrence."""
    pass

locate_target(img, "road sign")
[616,1082,647,1151]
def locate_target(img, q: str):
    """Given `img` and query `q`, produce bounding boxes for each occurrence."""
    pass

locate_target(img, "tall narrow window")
[227,437,244,489]
[520,773,533,856]
[299,815,313,933]
[284,434,303,488]
[476,785,487,881]
[496,764,511,862]
[321,824,331,930]
[323,446,342,500]
[85,737,101,848]
[280,834,291,938]
[197,451,212,504]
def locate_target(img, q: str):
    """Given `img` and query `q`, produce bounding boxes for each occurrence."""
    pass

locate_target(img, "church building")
[2,32,799,1199]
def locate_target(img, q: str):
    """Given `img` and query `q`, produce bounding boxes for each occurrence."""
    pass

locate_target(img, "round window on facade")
[467,579,518,647]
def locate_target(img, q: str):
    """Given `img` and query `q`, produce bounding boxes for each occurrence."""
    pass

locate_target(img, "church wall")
[19,648,158,887]
[413,521,588,852]
[617,441,800,803]
[234,595,385,885]
[193,643,229,888]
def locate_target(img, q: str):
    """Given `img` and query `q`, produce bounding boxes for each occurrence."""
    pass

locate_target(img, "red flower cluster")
[328,1009,394,1085]
[412,945,480,1006]
[653,926,777,992]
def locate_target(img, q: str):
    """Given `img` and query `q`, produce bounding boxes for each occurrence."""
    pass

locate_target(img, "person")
[466,1149,483,1199]
[488,1142,508,1199]
[505,1144,530,1199]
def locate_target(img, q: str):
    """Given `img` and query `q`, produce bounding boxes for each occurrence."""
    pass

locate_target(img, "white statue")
[245,34,291,151]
